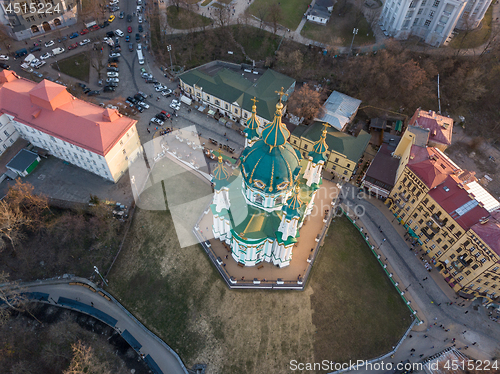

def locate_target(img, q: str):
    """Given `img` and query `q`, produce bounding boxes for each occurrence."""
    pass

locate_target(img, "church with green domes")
[210,90,331,268]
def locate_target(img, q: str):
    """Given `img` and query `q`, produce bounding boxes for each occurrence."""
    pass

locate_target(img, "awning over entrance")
[395,120,403,132]
[457,290,475,299]
[408,227,419,239]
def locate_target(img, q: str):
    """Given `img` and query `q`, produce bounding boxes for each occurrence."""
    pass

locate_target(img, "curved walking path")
[5,276,188,374]
[338,183,500,372]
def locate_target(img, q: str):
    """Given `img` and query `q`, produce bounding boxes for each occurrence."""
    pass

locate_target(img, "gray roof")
[309,5,331,19]
[316,0,334,7]
[7,149,39,172]
[317,91,362,131]
[407,125,429,147]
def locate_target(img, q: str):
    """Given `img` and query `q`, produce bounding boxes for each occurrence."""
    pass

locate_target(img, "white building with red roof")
[0,70,140,182]
[408,108,454,151]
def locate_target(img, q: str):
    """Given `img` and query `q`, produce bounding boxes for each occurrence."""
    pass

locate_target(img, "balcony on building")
[399,192,409,202]
[426,220,440,234]
[395,199,406,209]
[431,213,446,227]
[422,227,435,240]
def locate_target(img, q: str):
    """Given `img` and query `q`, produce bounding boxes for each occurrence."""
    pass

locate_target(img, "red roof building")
[407,145,458,189]
[471,209,500,257]
[0,71,140,182]
[408,108,453,150]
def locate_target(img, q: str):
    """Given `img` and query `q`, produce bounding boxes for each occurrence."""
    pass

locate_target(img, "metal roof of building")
[464,180,500,212]
[317,91,361,131]
[6,149,39,172]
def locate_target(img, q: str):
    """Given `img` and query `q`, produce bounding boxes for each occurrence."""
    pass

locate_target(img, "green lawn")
[449,5,493,49]
[52,52,90,82]
[107,174,411,373]
[200,0,212,5]
[301,2,376,47]
[247,0,311,30]
[166,6,213,29]
[231,26,281,61]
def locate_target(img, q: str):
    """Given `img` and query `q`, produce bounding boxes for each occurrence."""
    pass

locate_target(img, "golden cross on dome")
[275,87,288,104]
[251,97,259,105]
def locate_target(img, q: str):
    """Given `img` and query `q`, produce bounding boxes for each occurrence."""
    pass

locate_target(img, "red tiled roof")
[409,108,453,146]
[429,175,489,230]
[471,209,500,257]
[0,71,136,156]
[408,145,457,189]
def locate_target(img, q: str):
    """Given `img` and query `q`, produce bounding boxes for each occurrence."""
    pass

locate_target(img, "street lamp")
[94,266,108,287]
[349,28,358,57]
[167,45,173,71]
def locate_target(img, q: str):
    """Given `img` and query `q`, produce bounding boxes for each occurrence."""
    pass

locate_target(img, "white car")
[170,100,180,111]
[0,55,9,61]
[107,72,119,77]
[110,0,119,4]
[162,88,172,95]
[150,118,164,126]
[155,85,167,92]
[137,43,142,50]
[103,37,114,46]
[138,101,149,109]
[109,52,121,58]
[79,39,91,46]
[106,77,119,83]
[29,58,40,67]
[44,40,54,48]
[115,29,124,37]
[40,52,53,60]
[138,15,143,23]
[20,63,33,72]
[33,60,46,69]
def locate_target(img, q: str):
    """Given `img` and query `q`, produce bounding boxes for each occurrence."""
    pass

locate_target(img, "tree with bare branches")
[0,272,40,325]
[268,4,282,34]
[64,340,114,374]
[287,84,325,124]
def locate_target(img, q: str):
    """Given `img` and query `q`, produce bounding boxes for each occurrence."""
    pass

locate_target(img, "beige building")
[0,70,140,182]
[290,122,371,181]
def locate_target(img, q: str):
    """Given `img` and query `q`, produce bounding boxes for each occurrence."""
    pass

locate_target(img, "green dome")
[244,97,261,141]
[240,88,301,194]
[241,140,301,194]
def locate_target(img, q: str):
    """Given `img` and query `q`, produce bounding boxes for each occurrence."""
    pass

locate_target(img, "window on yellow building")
[335,158,339,163]
[450,254,455,259]
[465,270,471,275]
[472,264,479,270]
[418,219,423,224]
[304,144,308,149]
[437,238,442,244]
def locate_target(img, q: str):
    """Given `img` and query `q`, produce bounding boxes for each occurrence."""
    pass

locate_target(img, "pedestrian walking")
[419,354,424,358]
[91,302,94,307]
[424,335,428,338]
[465,311,469,314]
[410,348,415,352]
[472,342,477,345]
[462,330,467,334]
[147,128,150,133]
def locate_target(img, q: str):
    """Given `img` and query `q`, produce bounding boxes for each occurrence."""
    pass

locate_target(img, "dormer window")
[254,180,266,189]
[277,181,289,190]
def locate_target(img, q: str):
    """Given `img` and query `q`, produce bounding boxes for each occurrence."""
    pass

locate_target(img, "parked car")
[145,78,157,84]
[161,89,172,97]
[52,47,65,55]
[138,15,143,23]
[103,86,116,92]
[119,11,124,19]
[33,60,46,69]
[155,85,167,92]
[69,32,79,39]
[108,15,116,23]
[107,72,119,77]
[128,43,134,52]
[141,72,152,79]
[107,67,119,72]
[106,77,119,83]
[80,29,89,35]
[79,39,91,46]
[135,105,144,113]
[40,52,53,60]
[0,55,9,61]
[108,62,118,68]
[125,35,130,42]
[106,31,115,38]
[77,83,86,89]
[112,46,121,53]
[68,43,78,50]
[83,87,91,94]
[138,25,143,32]
[138,101,149,109]
[115,29,124,37]
[109,5,119,12]
[106,81,118,87]
[170,99,180,111]
[150,117,164,126]
[90,24,100,31]
[87,90,101,96]
[135,33,140,41]
[137,43,142,50]
[126,96,137,103]
[33,71,43,78]
[44,40,54,47]
[137,91,148,100]
[127,26,132,33]
[29,46,41,53]
[134,94,144,101]
[127,14,132,22]
[109,52,121,58]
[20,63,33,72]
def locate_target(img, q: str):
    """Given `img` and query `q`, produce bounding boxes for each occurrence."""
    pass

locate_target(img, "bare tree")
[254,3,268,29]
[268,4,283,34]
[0,272,41,325]
[287,83,325,124]
[63,340,113,374]
[169,0,185,11]
[213,5,231,28]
